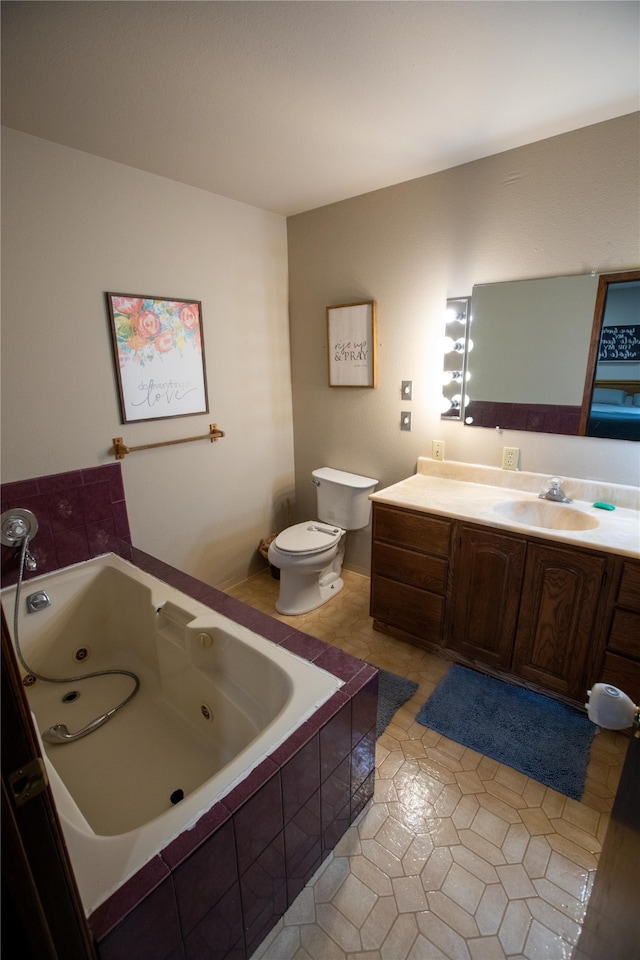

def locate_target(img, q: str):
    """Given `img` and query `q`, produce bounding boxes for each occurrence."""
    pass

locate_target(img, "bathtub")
[1,553,344,916]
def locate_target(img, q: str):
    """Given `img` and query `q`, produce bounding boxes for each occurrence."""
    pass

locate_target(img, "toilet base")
[275,573,344,616]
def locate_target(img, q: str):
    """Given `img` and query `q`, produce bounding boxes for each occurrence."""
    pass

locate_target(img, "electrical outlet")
[502,446,520,471]
[432,440,445,461]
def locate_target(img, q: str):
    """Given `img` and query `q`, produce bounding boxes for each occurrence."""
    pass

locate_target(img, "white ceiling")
[2,1,639,216]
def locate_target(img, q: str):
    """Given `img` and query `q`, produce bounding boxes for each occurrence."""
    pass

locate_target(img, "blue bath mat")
[415,665,595,799]
[376,668,419,738]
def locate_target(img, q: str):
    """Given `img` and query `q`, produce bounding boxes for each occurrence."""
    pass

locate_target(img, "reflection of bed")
[587,380,640,440]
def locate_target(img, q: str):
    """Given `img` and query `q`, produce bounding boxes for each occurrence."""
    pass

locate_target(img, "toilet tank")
[312,467,378,530]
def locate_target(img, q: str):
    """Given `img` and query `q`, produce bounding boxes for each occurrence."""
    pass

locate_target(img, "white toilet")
[268,467,378,615]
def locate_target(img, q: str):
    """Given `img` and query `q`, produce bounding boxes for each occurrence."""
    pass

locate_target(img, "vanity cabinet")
[371,502,618,705]
[510,542,607,700]
[370,504,451,649]
[448,525,525,670]
[600,560,640,702]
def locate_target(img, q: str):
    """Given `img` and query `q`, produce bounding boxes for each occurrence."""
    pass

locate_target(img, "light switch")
[401,380,413,400]
[401,411,412,431]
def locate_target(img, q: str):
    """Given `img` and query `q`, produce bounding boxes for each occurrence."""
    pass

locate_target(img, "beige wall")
[1,128,293,587]
[287,114,640,572]
[3,117,639,588]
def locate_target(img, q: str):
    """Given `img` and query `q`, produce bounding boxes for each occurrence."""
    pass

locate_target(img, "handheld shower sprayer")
[1,508,39,570]
[5,509,140,744]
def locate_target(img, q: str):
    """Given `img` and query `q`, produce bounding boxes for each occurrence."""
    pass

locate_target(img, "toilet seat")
[272,522,343,556]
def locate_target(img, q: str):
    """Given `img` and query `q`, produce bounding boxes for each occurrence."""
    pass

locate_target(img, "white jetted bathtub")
[1,554,343,914]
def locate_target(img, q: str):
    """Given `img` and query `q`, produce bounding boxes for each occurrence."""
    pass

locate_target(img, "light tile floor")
[225,569,627,960]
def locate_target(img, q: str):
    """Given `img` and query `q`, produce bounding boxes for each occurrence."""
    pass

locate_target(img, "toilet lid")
[273,522,343,556]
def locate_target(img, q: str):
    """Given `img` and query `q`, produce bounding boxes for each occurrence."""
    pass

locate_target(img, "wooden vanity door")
[511,542,606,701]
[448,525,526,670]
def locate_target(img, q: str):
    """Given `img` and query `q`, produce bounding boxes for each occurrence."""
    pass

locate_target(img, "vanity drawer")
[372,543,447,593]
[617,561,640,612]
[373,504,451,557]
[371,576,444,645]
[609,609,640,660]
[601,652,640,704]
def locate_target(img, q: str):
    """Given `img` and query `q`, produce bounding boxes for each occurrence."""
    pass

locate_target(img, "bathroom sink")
[493,499,600,531]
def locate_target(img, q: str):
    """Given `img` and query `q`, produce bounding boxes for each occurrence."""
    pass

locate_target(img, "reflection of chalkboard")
[598,324,640,361]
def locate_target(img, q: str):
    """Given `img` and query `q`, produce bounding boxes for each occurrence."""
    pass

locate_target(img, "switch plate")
[401,380,413,400]
[401,411,412,431]
[502,446,520,471]
[432,440,445,461]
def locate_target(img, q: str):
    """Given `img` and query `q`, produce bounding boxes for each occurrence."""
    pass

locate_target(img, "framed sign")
[106,293,208,423]
[326,300,377,387]
[598,324,640,362]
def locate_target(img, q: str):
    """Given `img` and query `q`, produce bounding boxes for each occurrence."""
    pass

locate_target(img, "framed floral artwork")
[106,293,208,423]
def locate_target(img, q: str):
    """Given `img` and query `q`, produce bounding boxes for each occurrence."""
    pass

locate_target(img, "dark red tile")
[38,469,84,494]
[351,727,376,795]
[284,789,321,883]
[232,769,283,876]
[46,488,84,531]
[315,645,364,681]
[352,770,375,821]
[113,498,132,541]
[222,757,278,815]
[307,690,349,732]
[80,479,114,522]
[279,730,320,822]
[321,754,351,826]
[171,817,238,937]
[54,525,90,567]
[270,720,316,770]
[320,700,352,780]
[161,803,231,869]
[239,832,286,923]
[87,518,119,556]
[244,882,287,958]
[280,630,330,660]
[349,671,378,747]
[89,857,172,947]
[1,477,40,504]
[322,794,352,857]
[183,882,244,960]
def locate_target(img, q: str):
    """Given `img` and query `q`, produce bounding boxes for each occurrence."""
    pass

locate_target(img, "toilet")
[268,467,378,615]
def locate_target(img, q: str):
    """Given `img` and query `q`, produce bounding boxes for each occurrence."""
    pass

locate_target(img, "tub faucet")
[539,477,573,503]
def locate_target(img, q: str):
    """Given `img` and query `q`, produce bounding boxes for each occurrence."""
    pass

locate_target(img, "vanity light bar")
[441,297,472,421]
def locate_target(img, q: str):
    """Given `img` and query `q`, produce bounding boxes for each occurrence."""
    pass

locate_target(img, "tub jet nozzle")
[42,710,115,744]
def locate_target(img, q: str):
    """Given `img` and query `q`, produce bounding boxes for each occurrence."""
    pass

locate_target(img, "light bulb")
[439,395,453,413]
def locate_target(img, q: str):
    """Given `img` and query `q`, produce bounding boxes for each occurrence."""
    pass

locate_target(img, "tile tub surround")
[369,458,640,558]
[50,547,378,960]
[1,465,377,960]
[1,463,132,584]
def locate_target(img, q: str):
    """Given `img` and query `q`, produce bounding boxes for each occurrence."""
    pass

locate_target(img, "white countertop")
[370,459,640,559]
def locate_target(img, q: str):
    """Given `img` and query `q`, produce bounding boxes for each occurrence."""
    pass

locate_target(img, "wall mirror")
[460,269,639,440]
[580,271,640,441]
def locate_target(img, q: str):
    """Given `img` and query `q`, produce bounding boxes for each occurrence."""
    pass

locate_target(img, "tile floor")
[225,568,627,960]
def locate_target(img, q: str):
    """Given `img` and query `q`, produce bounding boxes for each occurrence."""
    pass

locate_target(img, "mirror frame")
[579,269,640,437]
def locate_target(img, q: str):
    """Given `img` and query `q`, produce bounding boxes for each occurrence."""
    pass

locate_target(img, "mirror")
[462,270,639,440]
[580,271,640,441]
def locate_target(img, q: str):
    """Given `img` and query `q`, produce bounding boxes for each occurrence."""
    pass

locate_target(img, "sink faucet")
[539,477,573,503]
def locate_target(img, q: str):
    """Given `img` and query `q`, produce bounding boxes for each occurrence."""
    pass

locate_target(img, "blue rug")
[376,668,419,738]
[415,665,595,800]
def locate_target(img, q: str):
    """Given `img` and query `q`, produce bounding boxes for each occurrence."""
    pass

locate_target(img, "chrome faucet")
[539,477,573,503]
